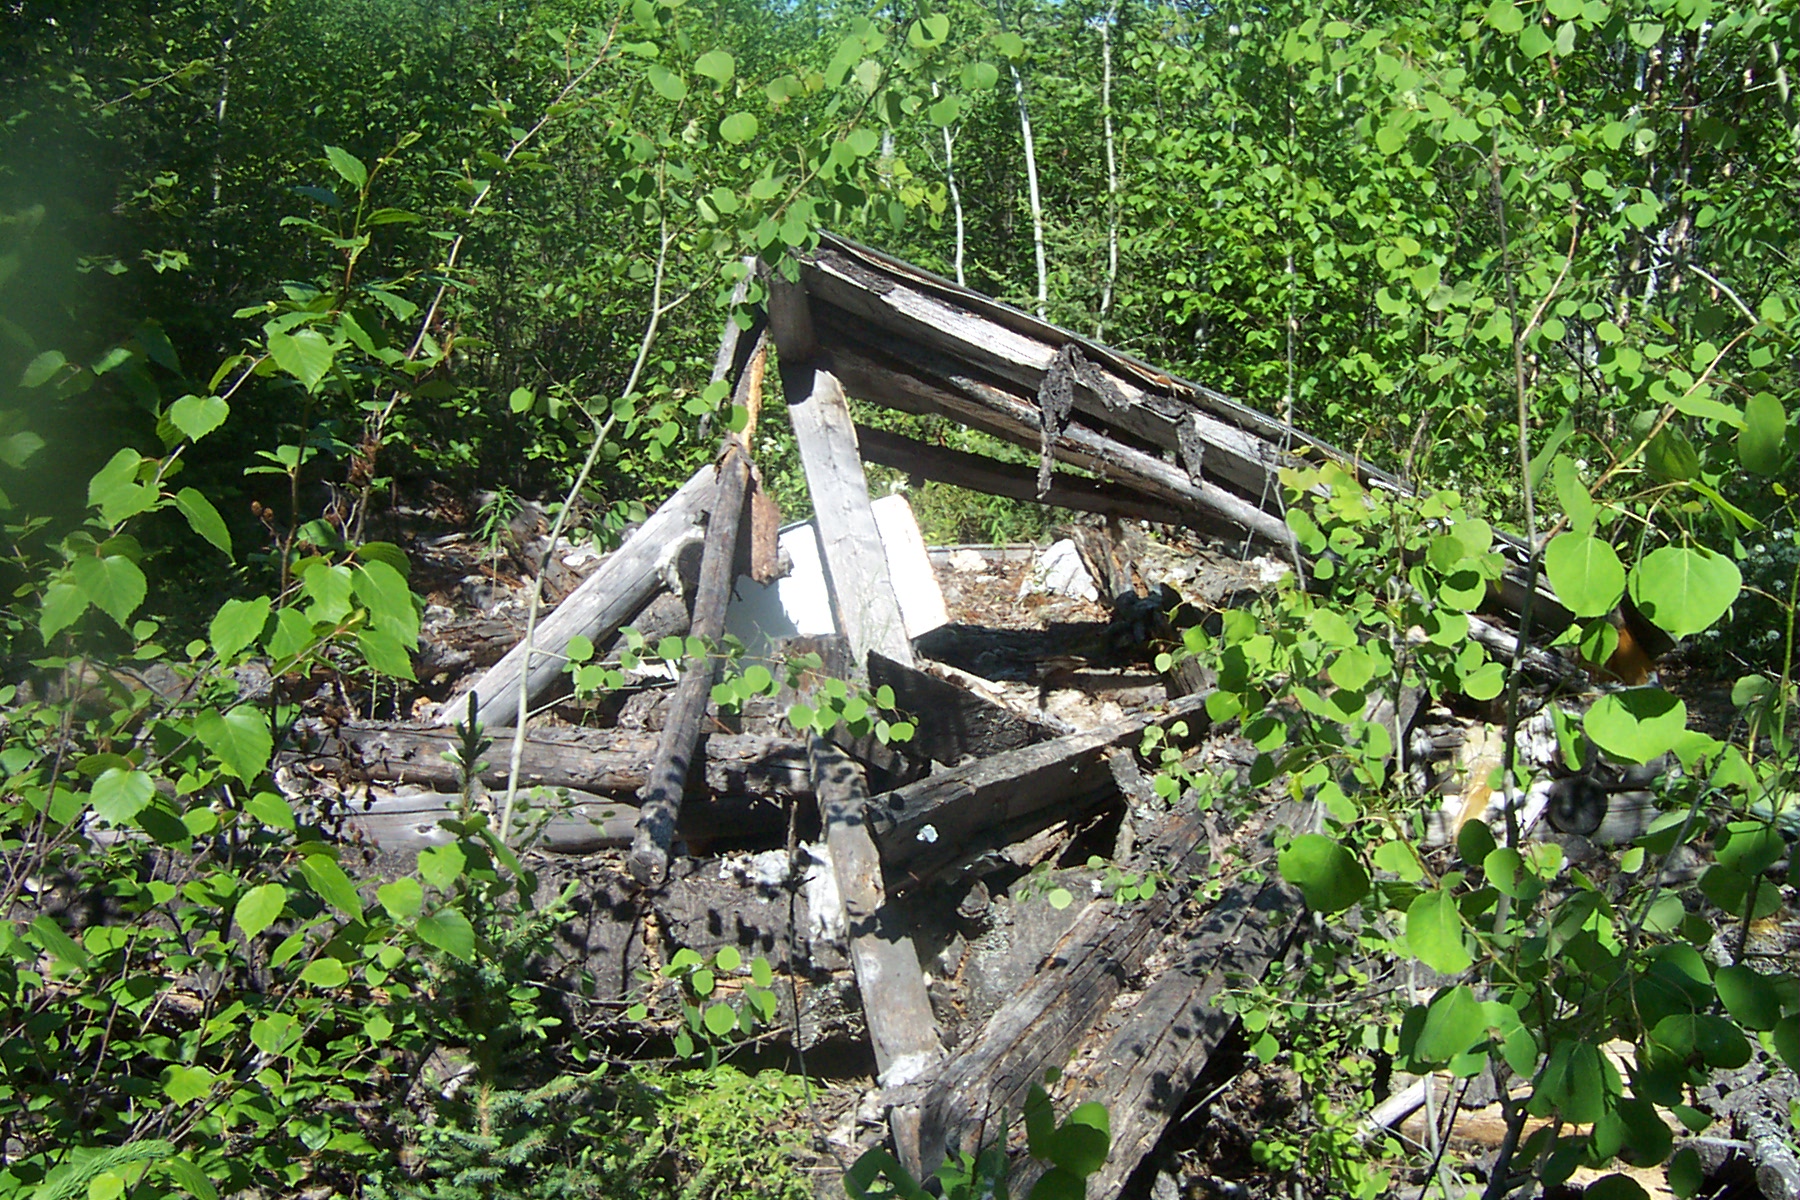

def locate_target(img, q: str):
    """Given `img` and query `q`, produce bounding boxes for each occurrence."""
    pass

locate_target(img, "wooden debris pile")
[289,238,1607,1192]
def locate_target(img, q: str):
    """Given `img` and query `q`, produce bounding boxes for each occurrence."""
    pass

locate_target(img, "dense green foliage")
[1,0,1794,1196]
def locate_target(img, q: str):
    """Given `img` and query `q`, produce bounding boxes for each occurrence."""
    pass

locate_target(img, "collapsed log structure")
[312,234,1622,1193]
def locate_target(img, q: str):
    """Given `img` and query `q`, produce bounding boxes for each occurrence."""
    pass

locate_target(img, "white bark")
[1097,0,1121,336]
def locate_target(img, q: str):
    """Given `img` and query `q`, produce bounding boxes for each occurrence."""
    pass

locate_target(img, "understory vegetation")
[1,0,1795,1197]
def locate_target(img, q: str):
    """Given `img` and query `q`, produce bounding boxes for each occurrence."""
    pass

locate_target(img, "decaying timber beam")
[1032,866,1305,1196]
[296,721,811,800]
[856,424,1196,528]
[867,692,1210,884]
[631,333,770,885]
[911,792,1221,1176]
[812,736,943,1177]
[440,467,714,730]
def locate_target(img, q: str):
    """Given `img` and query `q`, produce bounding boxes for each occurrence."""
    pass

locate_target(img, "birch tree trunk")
[1097,0,1121,337]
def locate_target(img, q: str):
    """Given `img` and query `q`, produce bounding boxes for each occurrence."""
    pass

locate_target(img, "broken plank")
[855,424,1196,528]
[782,361,916,668]
[866,650,1049,768]
[441,465,714,730]
[867,692,1210,883]
[913,794,1218,1175]
[811,735,943,1177]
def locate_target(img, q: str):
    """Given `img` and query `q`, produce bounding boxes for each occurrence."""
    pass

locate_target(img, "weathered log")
[293,721,812,800]
[911,792,1220,1175]
[631,336,770,885]
[1040,870,1304,1196]
[339,788,788,854]
[855,425,1195,528]
[782,360,917,668]
[867,692,1210,885]
[812,736,943,1176]
[440,465,715,730]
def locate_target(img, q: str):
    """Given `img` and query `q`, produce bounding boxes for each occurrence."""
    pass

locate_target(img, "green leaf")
[161,1064,217,1105]
[703,1002,736,1036]
[163,1155,219,1200]
[357,629,416,680]
[1583,1174,1650,1200]
[417,909,476,963]
[1627,546,1740,639]
[324,145,368,189]
[354,559,418,644]
[72,554,147,628]
[90,768,155,824]
[1774,1018,1799,1074]
[1552,456,1597,534]
[1714,964,1784,1031]
[1583,689,1688,764]
[1486,0,1524,31]
[1414,985,1487,1062]
[1541,1039,1610,1123]
[418,843,466,891]
[88,448,157,526]
[193,705,273,782]
[964,61,1000,90]
[648,64,688,101]
[1405,889,1472,974]
[29,914,90,970]
[1738,391,1789,476]
[40,579,90,639]
[20,349,66,387]
[1027,1168,1087,1200]
[694,50,734,85]
[508,386,534,413]
[300,956,349,987]
[210,597,271,663]
[168,394,229,441]
[1278,834,1369,914]
[1544,534,1625,618]
[1046,1104,1110,1175]
[235,883,288,940]
[0,428,43,469]
[720,112,758,144]
[174,488,232,557]
[299,852,364,920]
[1518,22,1553,56]
[265,328,335,392]
[241,797,293,838]
[378,877,424,921]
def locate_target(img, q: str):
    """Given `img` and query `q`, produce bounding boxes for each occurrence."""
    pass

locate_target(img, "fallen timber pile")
[289,236,1710,1194]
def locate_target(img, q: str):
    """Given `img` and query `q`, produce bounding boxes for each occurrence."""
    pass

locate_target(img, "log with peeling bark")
[631,333,769,885]
[866,692,1210,885]
[293,721,811,800]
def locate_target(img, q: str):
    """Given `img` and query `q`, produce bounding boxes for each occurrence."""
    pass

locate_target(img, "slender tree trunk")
[1097,0,1121,337]
[999,0,1048,318]
[931,82,968,287]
